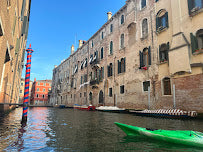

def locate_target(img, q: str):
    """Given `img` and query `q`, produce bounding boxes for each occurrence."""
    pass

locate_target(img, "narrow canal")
[0,107,202,151]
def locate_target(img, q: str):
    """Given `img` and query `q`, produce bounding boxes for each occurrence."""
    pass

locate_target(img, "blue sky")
[25,0,126,81]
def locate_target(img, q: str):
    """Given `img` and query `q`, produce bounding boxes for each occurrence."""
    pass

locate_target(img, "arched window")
[139,47,151,69]
[89,92,92,101]
[120,34,125,49]
[188,0,203,15]
[110,41,113,54]
[121,15,124,24]
[190,29,203,53]
[142,18,148,38]
[101,32,104,39]
[159,42,169,62]
[118,58,126,74]
[156,9,168,32]
[163,77,171,95]
[42,94,45,99]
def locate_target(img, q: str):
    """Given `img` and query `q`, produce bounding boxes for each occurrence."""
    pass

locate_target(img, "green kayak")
[115,122,203,148]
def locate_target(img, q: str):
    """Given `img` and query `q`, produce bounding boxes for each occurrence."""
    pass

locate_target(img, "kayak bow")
[114,122,203,148]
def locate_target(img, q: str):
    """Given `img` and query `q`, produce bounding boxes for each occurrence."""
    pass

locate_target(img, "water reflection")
[0,108,203,151]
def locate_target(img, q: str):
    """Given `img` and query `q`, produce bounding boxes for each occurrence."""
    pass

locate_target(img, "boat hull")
[74,105,95,111]
[115,122,203,148]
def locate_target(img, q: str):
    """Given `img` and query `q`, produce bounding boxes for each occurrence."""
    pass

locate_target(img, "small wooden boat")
[96,106,126,113]
[73,104,95,111]
[115,122,203,147]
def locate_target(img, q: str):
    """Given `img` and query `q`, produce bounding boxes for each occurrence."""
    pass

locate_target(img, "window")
[84,92,86,97]
[43,88,45,92]
[81,76,83,84]
[80,93,82,98]
[89,92,92,101]
[101,47,104,59]
[120,34,125,49]
[156,10,169,32]
[91,40,94,48]
[121,15,124,24]
[85,58,88,67]
[163,78,171,95]
[101,32,104,39]
[20,90,22,93]
[139,47,151,69]
[36,94,39,98]
[108,63,113,77]
[84,74,87,83]
[110,41,113,54]
[143,81,150,92]
[188,0,203,15]
[120,85,124,94]
[155,0,159,2]
[118,58,126,74]
[110,24,113,33]
[21,83,23,86]
[142,19,148,38]
[159,43,169,62]
[190,29,203,53]
[98,67,104,81]
[109,88,112,97]
[141,0,146,9]
[42,95,45,99]
[37,88,39,91]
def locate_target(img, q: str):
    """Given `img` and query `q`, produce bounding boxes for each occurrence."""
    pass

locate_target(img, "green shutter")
[124,58,126,72]
[21,0,26,20]
[21,16,28,35]
[187,0,193,15]
[117,60,120,74]
[15,38,20,54]
[190,33,198,54]
[102,67,104,79]
[107,65,110,77]
[156,16,159,31]
[165,12,169,28]
[166,42,170,61]
[139,51,144,69]
[148,46,151,65]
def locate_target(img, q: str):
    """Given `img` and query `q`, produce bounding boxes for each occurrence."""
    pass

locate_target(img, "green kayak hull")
[115,122,203,148]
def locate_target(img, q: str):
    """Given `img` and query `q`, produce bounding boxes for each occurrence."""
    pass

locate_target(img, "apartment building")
[51,0,203,113]
[30,79,52,106]
[0,0,31,112]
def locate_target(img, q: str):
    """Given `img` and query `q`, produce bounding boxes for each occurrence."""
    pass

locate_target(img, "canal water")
[0,107,203,152]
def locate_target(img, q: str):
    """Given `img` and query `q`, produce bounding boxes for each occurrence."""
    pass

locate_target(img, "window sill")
[156,26,168,34]
[119,47,125,52]
[140,35,148,41]
[193,49,203,55]
[189,7,203,17]
[108,53,113,57]
[118,72,125,76]
[159,60,168,65]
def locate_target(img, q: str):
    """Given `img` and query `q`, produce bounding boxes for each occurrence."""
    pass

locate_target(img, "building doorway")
[99,90,104,105]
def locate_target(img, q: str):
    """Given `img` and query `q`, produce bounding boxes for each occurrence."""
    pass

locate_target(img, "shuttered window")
[21,0,26,20]
[120,34,124,49]
[156,10,169,32]
[190,33,198,53]
[101,47,103,59]
[121,15,124,24]
[139,47,151,69]
[159,43,169,62]
[143,81,150,92]
[15,38,20,54]
[118,58,126,74]
[163,78,171,95]
[110,41,113,54]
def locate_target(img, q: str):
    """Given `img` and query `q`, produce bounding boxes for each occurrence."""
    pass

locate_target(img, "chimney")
[71,45,74,54]
[79,40,83,48]
[107,12,112,20]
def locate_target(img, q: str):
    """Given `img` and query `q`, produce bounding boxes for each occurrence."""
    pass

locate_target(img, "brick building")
[0,0,31,112]
[50,0,203,113]
[30,79,52,106]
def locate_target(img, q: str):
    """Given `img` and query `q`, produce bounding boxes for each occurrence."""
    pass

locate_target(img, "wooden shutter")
[190,33,198,53]
[156,16,159,31]
[148,47,151,65]
[15,38,20,54]
[118,60,120,74]
[166,42,170,61]
[21,0,26,21]
[165,12,169,28]
[187,0,193,15]
[102,67,104,79]
[124,57,126,72]
[159,45,162,61]
[139,51,143,69]
[108,65,110,77]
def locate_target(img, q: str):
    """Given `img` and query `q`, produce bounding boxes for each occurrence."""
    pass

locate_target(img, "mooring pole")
[21,44,34,125]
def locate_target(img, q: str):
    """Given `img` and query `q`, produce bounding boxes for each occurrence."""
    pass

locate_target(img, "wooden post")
[173,84,176,109]
[148,86,150,110]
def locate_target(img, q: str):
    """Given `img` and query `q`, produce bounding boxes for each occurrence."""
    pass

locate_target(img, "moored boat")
[73,104,95,111]
[96,106,126,113]
[115,122,203,148]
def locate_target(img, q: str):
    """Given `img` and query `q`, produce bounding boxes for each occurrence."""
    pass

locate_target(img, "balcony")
[90,79,99,86]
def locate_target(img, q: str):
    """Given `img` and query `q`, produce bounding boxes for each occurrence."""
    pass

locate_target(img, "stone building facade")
[30,79,52,106]
[0,0,31,112]
[19,78,32,104]
[51,0,203,113]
